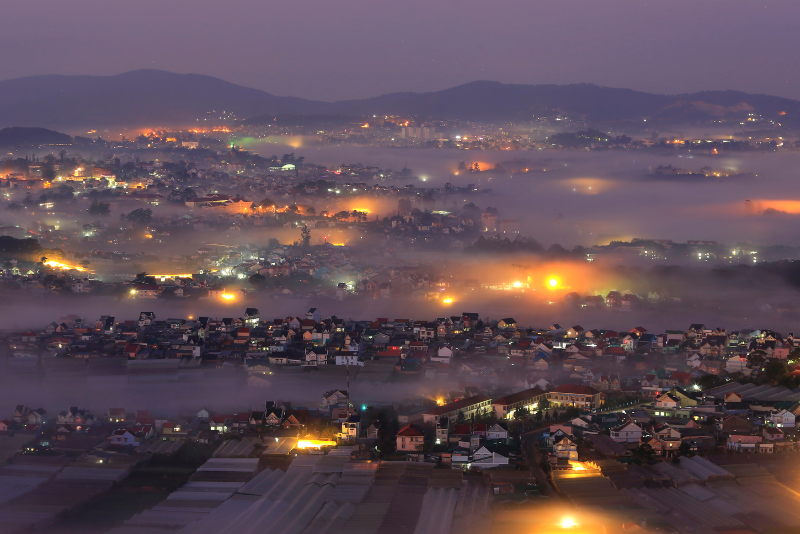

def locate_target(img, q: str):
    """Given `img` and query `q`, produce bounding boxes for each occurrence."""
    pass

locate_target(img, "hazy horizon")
[3,1,800,101]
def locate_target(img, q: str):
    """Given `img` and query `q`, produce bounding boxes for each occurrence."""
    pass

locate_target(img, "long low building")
[422,395,492,425]
[491,387,546,419]
[547,384,604,409]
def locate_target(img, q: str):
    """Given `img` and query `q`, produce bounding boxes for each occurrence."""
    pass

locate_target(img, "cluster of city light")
[441,297,454,304]
[220,293,236,300]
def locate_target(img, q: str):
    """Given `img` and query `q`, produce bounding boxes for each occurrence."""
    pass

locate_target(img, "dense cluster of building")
[4,309,800,533]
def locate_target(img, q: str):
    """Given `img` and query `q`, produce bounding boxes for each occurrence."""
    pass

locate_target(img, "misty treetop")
[123,208,153,226]
[88,200,111,215]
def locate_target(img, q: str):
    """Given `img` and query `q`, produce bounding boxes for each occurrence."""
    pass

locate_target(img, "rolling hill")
[0,127,72,147]
[0,70,798,128]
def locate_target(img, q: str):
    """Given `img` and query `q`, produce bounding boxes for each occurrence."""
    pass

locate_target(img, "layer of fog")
[2,257,799,414]
[241,139,800,247]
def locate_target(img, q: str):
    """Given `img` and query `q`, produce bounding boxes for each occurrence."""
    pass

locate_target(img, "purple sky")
[3,0,798,101]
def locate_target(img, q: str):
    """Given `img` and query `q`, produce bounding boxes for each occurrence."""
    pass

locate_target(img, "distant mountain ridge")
[0,69,798,128]
[0,127,71,148]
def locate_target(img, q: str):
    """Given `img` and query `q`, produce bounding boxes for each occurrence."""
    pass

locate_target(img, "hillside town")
[3,310,800,532]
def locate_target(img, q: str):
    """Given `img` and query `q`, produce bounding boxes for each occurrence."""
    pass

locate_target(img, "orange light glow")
[221,293,235,300]
[563,177,618,195]
[297,439,337,449]
[560,517,579,529]
[548,278,559,288]
[744,200,800,215]
[44,260,86,272]
[442,297,453,304]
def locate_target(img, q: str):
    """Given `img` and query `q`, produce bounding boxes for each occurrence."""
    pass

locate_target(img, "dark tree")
[88,200,111,215]
[125,208,153,226]
[300,225,311,248]
[249,273,267,289]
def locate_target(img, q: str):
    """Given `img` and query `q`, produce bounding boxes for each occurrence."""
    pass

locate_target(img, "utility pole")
[346,364,350,409]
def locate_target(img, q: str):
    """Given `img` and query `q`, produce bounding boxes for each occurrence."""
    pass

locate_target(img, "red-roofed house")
[210,414,233,433]
[396,424,424,451]
[124,344,140,359]
[668,371,692,386]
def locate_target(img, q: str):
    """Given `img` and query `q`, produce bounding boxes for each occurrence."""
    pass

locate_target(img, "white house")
[610,421,643,443]
[305,347,328,365]
[335,354,364,366]
[486,423,508,440]
[552,433,579,460]
[109,429,140,447]
[655,393,680,409]
[322,389,348,406]
[430,346,453,364]
[469,449,509,470]
[770,409,796,428]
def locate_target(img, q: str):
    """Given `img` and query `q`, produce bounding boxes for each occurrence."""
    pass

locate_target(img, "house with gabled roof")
[566,325,584,338]
[552,432,578,460]
[109,429,140,447]
[244,308,260,325]
[610,421,642,443]
[396,423,424,452]
[497,318,516,329]
[209,414,233,433]
[655,392,680,409]
[322,389,348,406]
[769,409,795,428]
[26,408,47,425]
[13,405,30,423]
